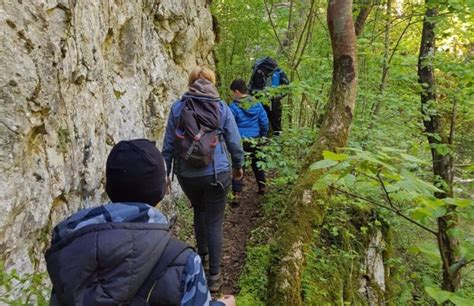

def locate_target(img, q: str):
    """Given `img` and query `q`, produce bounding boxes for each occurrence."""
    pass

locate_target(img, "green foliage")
[312,147,474,224]
[251,128,316,182]
[234,157,304,303]
[425,286,474,306]
[213,0,474,303]
[313,147,474,299]
[302,199,366,305]
[0,262,49,306]
[234,189,286,304]
[171,196,195,243]
[237,245,271,305]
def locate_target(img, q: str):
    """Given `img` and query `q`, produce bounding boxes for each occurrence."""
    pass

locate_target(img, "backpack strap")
[210,101,227,190]
[132,238,193,305]
[184,127,205,161]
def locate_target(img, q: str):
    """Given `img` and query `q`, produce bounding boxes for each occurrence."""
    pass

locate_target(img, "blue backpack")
[270,69,281,87]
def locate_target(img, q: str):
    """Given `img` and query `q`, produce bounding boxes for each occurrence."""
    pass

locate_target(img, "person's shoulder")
[229,101,239,109]
[218,100,233,113]
[170,98,186,115]
[253,100,265,109]
[171,98,184,108]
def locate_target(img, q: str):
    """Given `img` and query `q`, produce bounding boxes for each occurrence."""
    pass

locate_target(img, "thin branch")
[448,98,457,145]
[451,258,474,275]
[287,0,293,34]
[294,0,316,71]
[370,15,422,45]
[292,2,312,64]
[332,185,438,236]
[387,17,415,66]
[377,172,396,209]
[263,0,290,59]
[314,11,328,33]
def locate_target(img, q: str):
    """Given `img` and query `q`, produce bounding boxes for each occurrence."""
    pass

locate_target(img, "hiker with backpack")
[162,67,244,292]
[229,79,269,206]
[45,139,235,305]
[248,56,289,134]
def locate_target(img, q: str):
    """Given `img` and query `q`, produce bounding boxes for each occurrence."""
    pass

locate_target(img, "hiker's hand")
[166,176,171,195]
[233,168,243,181]
[217,295,236,306]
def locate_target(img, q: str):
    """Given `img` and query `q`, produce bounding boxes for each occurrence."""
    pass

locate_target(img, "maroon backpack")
[175,98,221,168]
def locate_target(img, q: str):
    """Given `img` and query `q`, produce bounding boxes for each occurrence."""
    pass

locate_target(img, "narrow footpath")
[220,173,263,294]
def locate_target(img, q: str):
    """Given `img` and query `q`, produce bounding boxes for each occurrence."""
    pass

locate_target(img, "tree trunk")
[417,0,460,292]
[266,0,357,304]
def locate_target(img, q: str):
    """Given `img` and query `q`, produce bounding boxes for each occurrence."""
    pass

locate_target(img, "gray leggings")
[177,172,231,275]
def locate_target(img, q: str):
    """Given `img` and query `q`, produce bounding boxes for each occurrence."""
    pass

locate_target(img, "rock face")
[0,0,215,273]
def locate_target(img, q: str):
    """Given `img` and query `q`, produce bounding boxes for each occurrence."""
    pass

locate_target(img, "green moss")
[236,293,266,306]
[299,197,394,305]
[234,180,290,304]
[238,244,271,302]
[113,90,126,99]
[57,127,71,154]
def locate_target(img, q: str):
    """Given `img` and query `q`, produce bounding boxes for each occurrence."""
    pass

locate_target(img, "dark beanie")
[105,139,166,206]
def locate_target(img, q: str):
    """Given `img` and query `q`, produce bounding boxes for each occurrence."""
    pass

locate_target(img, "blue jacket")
[45,202,224,305]
[229,97,269,138]
[162,96,244,178]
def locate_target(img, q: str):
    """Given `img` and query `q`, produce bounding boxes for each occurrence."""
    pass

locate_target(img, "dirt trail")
[220,174,263,295]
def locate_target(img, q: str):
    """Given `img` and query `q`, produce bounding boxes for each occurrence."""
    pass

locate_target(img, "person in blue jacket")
[162,67,244,292]
[45,139,235,306]
[229,79,269,205]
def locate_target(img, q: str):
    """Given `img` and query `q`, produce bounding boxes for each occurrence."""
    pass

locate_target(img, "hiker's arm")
[258,104,269,137]
[222,103,244,169]
[162,107,176,176]
[181,253,225,306]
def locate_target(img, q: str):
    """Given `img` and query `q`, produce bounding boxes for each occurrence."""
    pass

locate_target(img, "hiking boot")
[208,273,222,292]
[230,192,241,208]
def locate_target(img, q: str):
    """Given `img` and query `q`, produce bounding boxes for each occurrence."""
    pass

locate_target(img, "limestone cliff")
[0,0,215,272]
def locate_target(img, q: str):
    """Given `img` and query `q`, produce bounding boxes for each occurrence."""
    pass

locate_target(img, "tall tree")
[417,0,460,292]
[266,0,358,304]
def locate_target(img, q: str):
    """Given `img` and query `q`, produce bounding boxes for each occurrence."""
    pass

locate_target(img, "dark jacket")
[45,202,219,306]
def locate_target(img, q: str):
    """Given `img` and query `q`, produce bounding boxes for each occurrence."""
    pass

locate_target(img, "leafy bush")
[0,262,49,306]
